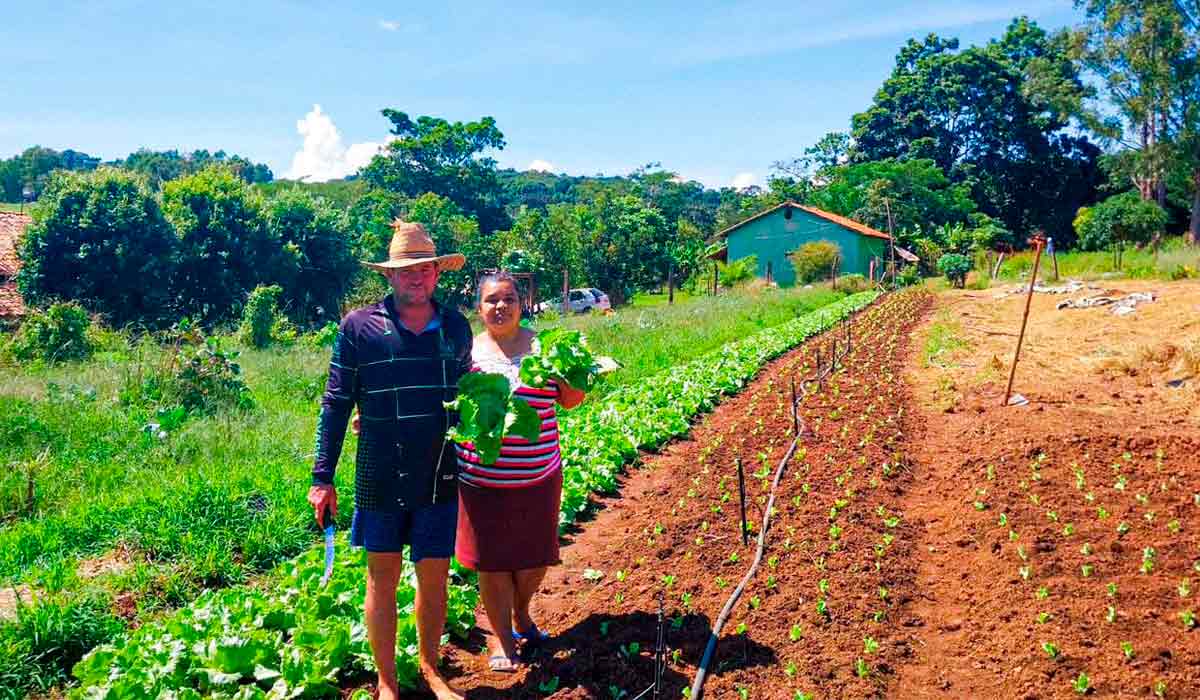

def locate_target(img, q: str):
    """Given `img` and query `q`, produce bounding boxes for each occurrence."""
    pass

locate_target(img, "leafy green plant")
[937,253,972,288]
[445,372,541,465]
[1073,671,1091,695]
[238,284,284,349]
[520,328,606,391]
[790,240,842,284]
[5,302,94,363]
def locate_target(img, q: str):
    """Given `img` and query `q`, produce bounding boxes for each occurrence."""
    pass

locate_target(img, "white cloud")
[378,19,400,31]
[527,159,556,172]
[284,104,382,182]
[731,172,758,189]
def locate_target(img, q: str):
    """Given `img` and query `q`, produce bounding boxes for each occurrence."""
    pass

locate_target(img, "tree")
[163,166,285,324]
[937,253,973,287]
[851,19,1103,243]
[1070,0,1196,210]
[582,194,672,304]
[16,168,177,326]
[361,110,510,232]
[263,189,357,326]
[773,132,851,180]
[120,149,274,188]
[1074,190,1168,266]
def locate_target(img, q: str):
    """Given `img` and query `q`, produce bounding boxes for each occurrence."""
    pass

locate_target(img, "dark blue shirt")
[312,296,472,511]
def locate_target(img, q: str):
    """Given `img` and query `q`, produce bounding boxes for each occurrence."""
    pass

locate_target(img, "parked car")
[535,288,612,314]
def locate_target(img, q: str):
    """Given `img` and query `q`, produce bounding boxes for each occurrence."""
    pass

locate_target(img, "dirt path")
[891,281,1200,699]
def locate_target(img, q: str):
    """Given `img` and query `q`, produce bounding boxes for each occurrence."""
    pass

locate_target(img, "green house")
[714,202,904,286]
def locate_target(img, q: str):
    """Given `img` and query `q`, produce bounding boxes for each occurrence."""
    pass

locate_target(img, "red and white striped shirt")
[457,351,562,488]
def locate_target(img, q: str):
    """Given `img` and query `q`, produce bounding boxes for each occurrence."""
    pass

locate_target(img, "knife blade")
[319,505,335,587]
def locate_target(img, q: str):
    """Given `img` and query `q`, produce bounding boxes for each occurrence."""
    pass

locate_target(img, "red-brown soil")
[422,290,933,699]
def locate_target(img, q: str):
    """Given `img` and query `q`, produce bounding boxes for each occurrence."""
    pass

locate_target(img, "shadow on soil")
[458,611,777,699]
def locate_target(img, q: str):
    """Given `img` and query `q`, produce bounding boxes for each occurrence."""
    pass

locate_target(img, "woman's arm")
[556,379,586,410]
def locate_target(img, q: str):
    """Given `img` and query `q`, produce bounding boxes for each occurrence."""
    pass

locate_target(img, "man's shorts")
[350,501,457,562]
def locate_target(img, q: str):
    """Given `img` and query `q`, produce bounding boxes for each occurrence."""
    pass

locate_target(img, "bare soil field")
[384,281,1200,699]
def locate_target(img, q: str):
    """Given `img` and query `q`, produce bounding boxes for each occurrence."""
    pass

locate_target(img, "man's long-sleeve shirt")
[313,296,472,511]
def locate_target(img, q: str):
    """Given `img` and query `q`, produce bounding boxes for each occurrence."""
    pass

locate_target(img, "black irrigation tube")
[687,316,856,700]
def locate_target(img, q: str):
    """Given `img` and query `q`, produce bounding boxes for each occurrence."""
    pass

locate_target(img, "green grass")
[0,202,29,214]
[987,236,1200,283]
[922,310,970,368]
[0,283,848,695]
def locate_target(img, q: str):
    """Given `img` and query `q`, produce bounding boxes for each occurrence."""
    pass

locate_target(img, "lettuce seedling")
[519,328,610,391]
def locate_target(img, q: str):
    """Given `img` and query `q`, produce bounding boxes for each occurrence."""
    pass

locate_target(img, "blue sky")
[1,0,1081,189]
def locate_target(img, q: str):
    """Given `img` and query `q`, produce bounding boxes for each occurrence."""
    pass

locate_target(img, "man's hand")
[308,484,338,527]
[351,411,361,436]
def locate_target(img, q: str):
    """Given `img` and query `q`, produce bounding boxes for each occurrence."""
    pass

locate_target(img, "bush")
[937,253,972,288]
[718,255,758,288]
[5,302,93,363]
[304,322,339,349]
[1075,191,1167,255]
[166,338,254,414]
[911,237,944,277]
[16,168,177,326]
[895,265,923,287]
[836,273,871,293]
[789,240,841,284]
[238,285,284,349]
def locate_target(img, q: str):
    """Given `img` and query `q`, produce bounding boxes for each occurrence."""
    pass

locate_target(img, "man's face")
[386,262,439,306]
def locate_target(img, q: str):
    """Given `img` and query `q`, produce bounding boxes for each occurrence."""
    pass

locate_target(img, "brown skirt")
[455,468,562,572]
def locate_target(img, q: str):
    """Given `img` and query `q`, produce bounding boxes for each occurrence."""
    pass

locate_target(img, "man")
[308,220,472,700]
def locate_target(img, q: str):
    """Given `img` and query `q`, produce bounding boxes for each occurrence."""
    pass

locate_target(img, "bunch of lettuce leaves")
[519,329,609,391]
[445,372,541,465]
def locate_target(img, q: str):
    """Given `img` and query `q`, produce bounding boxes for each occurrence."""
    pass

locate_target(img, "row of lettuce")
[67,290,880,698]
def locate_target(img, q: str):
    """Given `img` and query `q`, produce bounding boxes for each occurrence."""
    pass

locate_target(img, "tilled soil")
[434,290,933,699]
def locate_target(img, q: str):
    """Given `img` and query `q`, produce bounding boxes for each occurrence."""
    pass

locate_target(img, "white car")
[536,288,611,314]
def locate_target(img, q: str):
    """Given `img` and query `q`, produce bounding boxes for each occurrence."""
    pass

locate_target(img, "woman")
[455,271,585,672]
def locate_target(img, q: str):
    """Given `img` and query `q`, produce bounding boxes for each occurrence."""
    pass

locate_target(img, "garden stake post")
[790,378,799,436]
[1003,233,1046,407]
[653,592,666,700]
[735,458,748,546]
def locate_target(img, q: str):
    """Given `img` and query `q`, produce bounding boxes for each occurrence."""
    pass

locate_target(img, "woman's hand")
[555,379,586,409]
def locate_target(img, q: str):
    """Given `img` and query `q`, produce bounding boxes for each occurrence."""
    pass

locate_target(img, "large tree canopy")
[361,110,510,233]
[850,18,1103,244]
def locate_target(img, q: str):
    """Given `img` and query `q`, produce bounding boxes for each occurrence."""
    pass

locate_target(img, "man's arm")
[309,318,358,522]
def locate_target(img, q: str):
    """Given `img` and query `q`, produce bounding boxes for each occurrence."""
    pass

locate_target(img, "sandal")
[512,623,551,644]
[488,653,522,672]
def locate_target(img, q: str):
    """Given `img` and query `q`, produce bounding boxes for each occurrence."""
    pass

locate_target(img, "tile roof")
[714,201,893,242]
[0,212,29,318]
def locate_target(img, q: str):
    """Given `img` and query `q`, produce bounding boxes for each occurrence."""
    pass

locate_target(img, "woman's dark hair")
[475,270,520,308]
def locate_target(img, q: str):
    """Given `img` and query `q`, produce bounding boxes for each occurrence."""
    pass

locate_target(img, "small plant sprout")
[1063,523,1075,536]
[1116,521,1131,537]
[1179,578,1192,598]
[1136,493,1150,506]
[1115,475,1128,491]
[1181,610,1197,629]
[1081,543,1093,556]
[816,598,830,620]
[1082,564,1095,578]
[1019,565,1033,581]
[784,660,798,678]
[794,691,813,700]
[1106,606,1117,624]
[818,579,830,595]
[748,596,761,610]
[768,555,779,569]
[661,574,677,588]
[864,636,879,654]
[1042,641,1060,659]
[1141,547,1157,575]
[736,622,747,635]
[1167,519,1181,534]
[855,658,870,678]
[1098,507,1110,520]
[583,568,605,582]
[1121,641,1134,660]
[1017,545,1029,562]
[878,586,890,601]
[1154,680,1167,698]
[715,577,728,590]
[1036,586,1050,600]
[728,551,740,564]
[999,513,1008,527]
[737,686,749,700]
[1107,582,1118,598]
[1038,612,1053,624]
[619,641,641,660]
[974,500,987,511]
[681,592,693,609]
[789,624,803,642]
[1073,671,1091,695]
[1046,511,1059,523]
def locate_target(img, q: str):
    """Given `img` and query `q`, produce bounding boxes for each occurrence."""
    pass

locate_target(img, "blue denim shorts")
[350,501,457,562]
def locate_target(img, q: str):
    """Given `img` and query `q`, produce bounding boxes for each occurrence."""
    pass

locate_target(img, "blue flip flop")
[512,623,551,644]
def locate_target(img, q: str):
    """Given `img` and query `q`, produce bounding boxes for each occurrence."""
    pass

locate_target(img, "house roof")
[0,212,29,318]
[714,201,893,242]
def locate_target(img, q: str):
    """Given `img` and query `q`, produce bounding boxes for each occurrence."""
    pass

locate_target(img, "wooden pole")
[668,261,675,304]
[1003,235,1046,406]
[884,198,897,288]
[562,268,569,315]
[712,262,718,296]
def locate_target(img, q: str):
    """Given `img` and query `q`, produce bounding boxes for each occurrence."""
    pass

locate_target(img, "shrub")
[718,255,758,288]
[238,285,284,349]
[5,302,93,363]
[304,321,339,349]
[790,240,842,284]
[166,338,254,414]
[836,273,871,293]
[1075,191,1167,257]
[895,265,923,287]
[938,253,972,288]
[16,168,177,326]
[912,238,944,277]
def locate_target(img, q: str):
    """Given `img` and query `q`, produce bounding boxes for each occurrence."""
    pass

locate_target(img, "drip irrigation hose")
[688,318,856,700]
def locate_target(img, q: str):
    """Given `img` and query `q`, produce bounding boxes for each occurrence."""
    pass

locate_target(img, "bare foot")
[421,665,464,700]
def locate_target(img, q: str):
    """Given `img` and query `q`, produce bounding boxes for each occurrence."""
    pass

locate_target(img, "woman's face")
[479,279,521,335]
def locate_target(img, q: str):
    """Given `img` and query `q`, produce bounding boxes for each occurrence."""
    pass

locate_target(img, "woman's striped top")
[456,345,562,489]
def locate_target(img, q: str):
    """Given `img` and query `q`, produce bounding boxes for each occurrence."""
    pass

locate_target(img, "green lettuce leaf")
[445,372,543,465]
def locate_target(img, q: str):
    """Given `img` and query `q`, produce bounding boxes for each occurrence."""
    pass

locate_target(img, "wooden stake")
[1003,234,1046,406]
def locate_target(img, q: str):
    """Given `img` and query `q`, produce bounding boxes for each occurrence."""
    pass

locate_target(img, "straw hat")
[362,220,466,272]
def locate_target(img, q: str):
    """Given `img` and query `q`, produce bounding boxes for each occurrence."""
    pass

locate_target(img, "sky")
[1,0,1083,189]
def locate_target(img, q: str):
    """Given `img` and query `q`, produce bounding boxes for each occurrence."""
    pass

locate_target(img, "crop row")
[69,291,880,698]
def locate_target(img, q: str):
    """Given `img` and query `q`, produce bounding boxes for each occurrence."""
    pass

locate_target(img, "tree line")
[12,7,1200,330]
